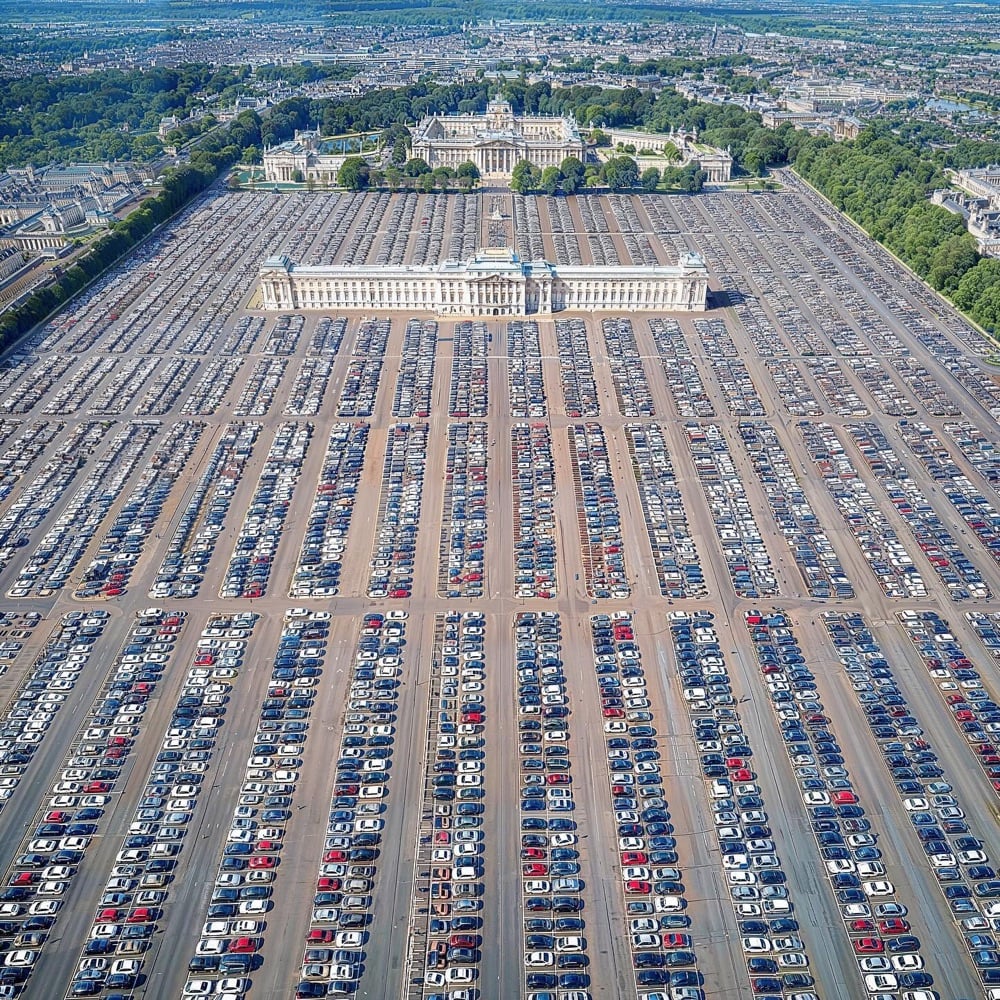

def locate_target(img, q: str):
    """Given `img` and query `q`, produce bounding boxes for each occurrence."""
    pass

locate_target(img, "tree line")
[793,123,1000,334]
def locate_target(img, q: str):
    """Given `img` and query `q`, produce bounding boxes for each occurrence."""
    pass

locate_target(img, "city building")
[953,165,1000,205]
[259,247,708,316]
[607,127,733,183]
[410,98,585,179]
[262,130,374,184]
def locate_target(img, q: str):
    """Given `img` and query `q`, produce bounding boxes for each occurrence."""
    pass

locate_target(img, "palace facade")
[410,99,585,179]
[258,248,708,316]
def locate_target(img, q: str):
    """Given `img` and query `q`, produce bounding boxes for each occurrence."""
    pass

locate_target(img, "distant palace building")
[258,247,708,316]
[410,98,585,179]
[606,128,733,184]
[262,131,354,185]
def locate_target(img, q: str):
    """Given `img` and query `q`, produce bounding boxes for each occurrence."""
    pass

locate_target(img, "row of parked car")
[595,612,705,1000]
[944,420,1000,488]
[507,321,547,420]
[625,424,705,599]
[848,422,989,600]
[367,423,427,600]
[308,317,348,357]
[601,319,654,418]
[338,320,389,419]
[667,611,815,1000]
[826,611,999,999]
[555,319,599,418]
[295,609,409,998]
[439,423,487,599]
[184,608,332,1000]
[744,610,932,1000]
[262,313,304,357]
[222,422,312,600]
[763,360,821,418]
[291,423,367,599]
[695,318,765,419]
[232,358,287,418]
[0,609,106,818]
[449,322,489,419]
[648,318,714,420]
[180,357,244,418]
[284,357,334,417]
[78,421,204,599]
[11,421,161,599]
[411,611,487,997]
[798,421,927,599]
[898,420,1000,583]
[0,610,122,996]
[898,611,1000,802]
[0,421,103,581]
[569,423,629,600]
[0,611,37,672]
[515,612,590,1000]
[65,612,259,998]
[684,423,777,599]
[152,423,260,600]
[738,421,853,600]
[511,424,558,600]
[393,320,437,419]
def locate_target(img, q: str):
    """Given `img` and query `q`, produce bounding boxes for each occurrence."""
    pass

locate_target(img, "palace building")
[258,248,709,316]
[410,99,585,179]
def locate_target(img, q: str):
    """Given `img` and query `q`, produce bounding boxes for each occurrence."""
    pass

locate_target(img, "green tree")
[418,172,435,194]
[511,159,541,193]
[385,166,403,191]
[456,160,480,183]
[560,156,585,183]
[403,156,431,177]
[953,258,1000,313]
[541,165,562,196]
[640,166,660,192]
[603,155,638,190]
[927,234,979,294]
[337,156,369,190]
[432,166,454,190]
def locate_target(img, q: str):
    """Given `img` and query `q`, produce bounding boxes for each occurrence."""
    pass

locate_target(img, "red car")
[323,850,348,863]
[523,864,548,877]
[664,933,691,949]
[317,877,341,891]
[853,938,883,954]
[849,919,875,932]
[249,856,275,869]
[621,852,648,866]
[307,929,335,943]
[878,918,910,935]
[625,879,651,894]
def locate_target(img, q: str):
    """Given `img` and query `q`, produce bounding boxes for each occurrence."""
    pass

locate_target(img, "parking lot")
[0,184,997,1000]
